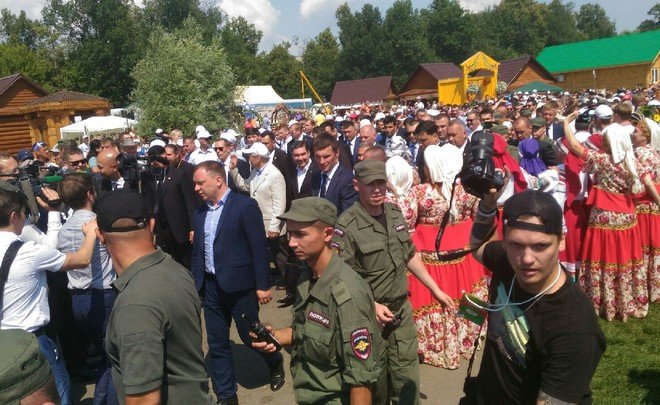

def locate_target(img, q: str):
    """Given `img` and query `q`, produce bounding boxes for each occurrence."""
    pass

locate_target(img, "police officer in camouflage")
[251,197,380,404]
[333,160,454,405]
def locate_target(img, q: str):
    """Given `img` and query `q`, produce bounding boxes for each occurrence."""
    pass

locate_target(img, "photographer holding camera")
[464,187,605,404]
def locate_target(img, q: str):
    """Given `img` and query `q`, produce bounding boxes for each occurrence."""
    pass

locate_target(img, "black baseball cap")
[502,189,563,236]
[96,190,149,232]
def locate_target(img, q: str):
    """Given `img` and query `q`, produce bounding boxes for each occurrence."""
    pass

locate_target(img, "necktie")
[319,173,328,198]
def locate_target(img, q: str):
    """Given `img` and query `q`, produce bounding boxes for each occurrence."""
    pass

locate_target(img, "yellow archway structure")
[437,51,499,105]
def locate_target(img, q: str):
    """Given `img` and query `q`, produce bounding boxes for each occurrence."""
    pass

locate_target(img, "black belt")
[382,296,408,313]
[33,327,46,337]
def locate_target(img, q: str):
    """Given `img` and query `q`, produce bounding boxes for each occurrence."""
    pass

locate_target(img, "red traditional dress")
[633,145,660,303]
[409,183,490,368]
[578,149,648,321]
[384,190,418,234]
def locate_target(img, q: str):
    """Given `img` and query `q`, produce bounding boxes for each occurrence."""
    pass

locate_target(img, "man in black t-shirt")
[467,189,605,404]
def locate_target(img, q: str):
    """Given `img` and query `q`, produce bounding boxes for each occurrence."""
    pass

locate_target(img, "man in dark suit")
[214,137,249,194]
[191,161,284,405]
[310,133,358,214]
[288,140,319,200]
[286,122,313,156]
[542,101,565,141]
[319,120,354,170]
[340,120,362,165]
[152,144,199,268]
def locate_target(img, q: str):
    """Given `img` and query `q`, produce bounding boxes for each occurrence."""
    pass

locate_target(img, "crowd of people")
[0,83,658,404]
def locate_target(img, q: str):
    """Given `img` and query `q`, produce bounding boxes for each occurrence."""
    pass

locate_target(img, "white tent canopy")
[235,85,284,106]
[59,115,137,140]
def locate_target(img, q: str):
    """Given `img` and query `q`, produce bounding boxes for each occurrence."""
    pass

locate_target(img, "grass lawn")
[591,303,659,404]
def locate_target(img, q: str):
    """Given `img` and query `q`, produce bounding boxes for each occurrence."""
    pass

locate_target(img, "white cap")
[427,109,440,117]
[359,118,372,128]
[287,119,298,127]
[258,128,266,134]
[594,105,613,119]
[374,112,386,121]
[648,100,660,107]
[334,116,344,122]
[155,128,163,135]
[241,142,269,157]
[195,125,206,134]
[196,129,212,139]
[220,131,237,145]
[149,139,166,148]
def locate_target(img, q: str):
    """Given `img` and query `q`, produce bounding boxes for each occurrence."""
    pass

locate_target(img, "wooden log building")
[0,74,49,153]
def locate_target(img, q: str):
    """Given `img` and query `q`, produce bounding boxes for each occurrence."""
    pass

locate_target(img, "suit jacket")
[271,148,292,179]
[337,141,354,170]
[286,135,313,156]
[310,164,358,214]
[548,122,565,141]
[229,163,286,235]
[287,161,320,200]
[191,191,270,293]
[227,158,250,195]
[344,137,361,166]
[157,161,199,243]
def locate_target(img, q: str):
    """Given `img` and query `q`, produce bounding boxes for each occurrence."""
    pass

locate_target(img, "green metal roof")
[537,30,660,73]
[511,81,563,93]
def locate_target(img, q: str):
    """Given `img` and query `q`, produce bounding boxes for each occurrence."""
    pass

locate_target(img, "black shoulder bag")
[458,322,485,405]
[0,240,25,319]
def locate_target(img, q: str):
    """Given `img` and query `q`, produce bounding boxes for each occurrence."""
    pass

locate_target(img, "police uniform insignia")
[351,328,371,360]
[334,228,345,237]
[307,311,331,328]
[395,224,406,232]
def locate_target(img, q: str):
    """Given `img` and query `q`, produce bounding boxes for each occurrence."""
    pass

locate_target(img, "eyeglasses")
[68,158,87,166]
[466,118,474,122]
[214,147,224,151]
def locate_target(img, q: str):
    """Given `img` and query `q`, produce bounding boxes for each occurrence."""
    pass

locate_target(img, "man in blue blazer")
[542,101,566,141]
[191,161,284,405]
[310,133,358,214]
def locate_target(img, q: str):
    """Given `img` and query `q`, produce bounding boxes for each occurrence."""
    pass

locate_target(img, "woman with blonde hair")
[408,144,489,369]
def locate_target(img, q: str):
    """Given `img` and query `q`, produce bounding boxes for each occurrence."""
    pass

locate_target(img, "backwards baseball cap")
[16,149,32,162]
[277,197,337,226]
[0,329,52,404]
[96,190,149,232]
[594,104,613,120]
[502,189,563,236]
[354,159,387,184]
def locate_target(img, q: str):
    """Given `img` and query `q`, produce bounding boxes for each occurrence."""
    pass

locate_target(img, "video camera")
[460,129,504,199]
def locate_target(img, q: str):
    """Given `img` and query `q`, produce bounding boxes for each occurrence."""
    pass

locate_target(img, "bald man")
[97,150,124,191]
[360,124,377,147]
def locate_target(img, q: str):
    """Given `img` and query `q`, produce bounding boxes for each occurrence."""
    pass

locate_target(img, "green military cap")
[278,196,337,226]
[0,329,52,404]
[493,111,504,119]
[491,124,509,134]
[531,117,546,127]
[520,109,532,117]
[354,159,387,184]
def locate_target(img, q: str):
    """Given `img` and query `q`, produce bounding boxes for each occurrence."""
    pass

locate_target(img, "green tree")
[637,4,660,32]
[380,0,435,88]
[0,43,53,85]
[256,42,303,99]
[576,3,616,40]
[0,9,50,50]
[219,16,263,85]
[132,18,236,135]
[302,29,339,100]
[544,0,582,45]
[335,3,385,80]
[140,0,201,31]
[422,0,474,63]
[41,0,145,105]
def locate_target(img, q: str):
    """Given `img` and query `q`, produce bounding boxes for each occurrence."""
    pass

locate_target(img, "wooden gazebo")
[20,91,111,147]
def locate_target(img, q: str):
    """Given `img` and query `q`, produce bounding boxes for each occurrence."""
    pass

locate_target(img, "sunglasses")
[68,158,87,166]
[214,147,224,151]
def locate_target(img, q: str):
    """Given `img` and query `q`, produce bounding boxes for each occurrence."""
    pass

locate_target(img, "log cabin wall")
[0,76,49,153]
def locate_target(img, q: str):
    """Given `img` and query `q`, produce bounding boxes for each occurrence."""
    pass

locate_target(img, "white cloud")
[458,0,499,13]
[0,0,43,19]
[219,0,281,35]
[300,0,342,20]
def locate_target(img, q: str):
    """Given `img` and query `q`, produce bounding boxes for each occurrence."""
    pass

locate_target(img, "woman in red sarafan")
[564,114,647,321]
[408,144,490,369]
[630,116,660,303]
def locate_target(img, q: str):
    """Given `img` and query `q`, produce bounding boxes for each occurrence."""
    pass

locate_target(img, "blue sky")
[3,0,657,54]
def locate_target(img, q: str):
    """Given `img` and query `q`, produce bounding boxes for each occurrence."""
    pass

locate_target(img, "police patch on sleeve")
[334,228,345,237]
[395,224,406,232]
[350,328,371,360]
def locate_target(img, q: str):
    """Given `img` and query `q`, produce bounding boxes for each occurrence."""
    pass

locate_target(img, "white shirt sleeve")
[33,243,67,272]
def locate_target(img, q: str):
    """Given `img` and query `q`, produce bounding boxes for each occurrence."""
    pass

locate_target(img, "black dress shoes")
[277,294,295,307]
[269,360,286,391]
[217,394,238,405]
